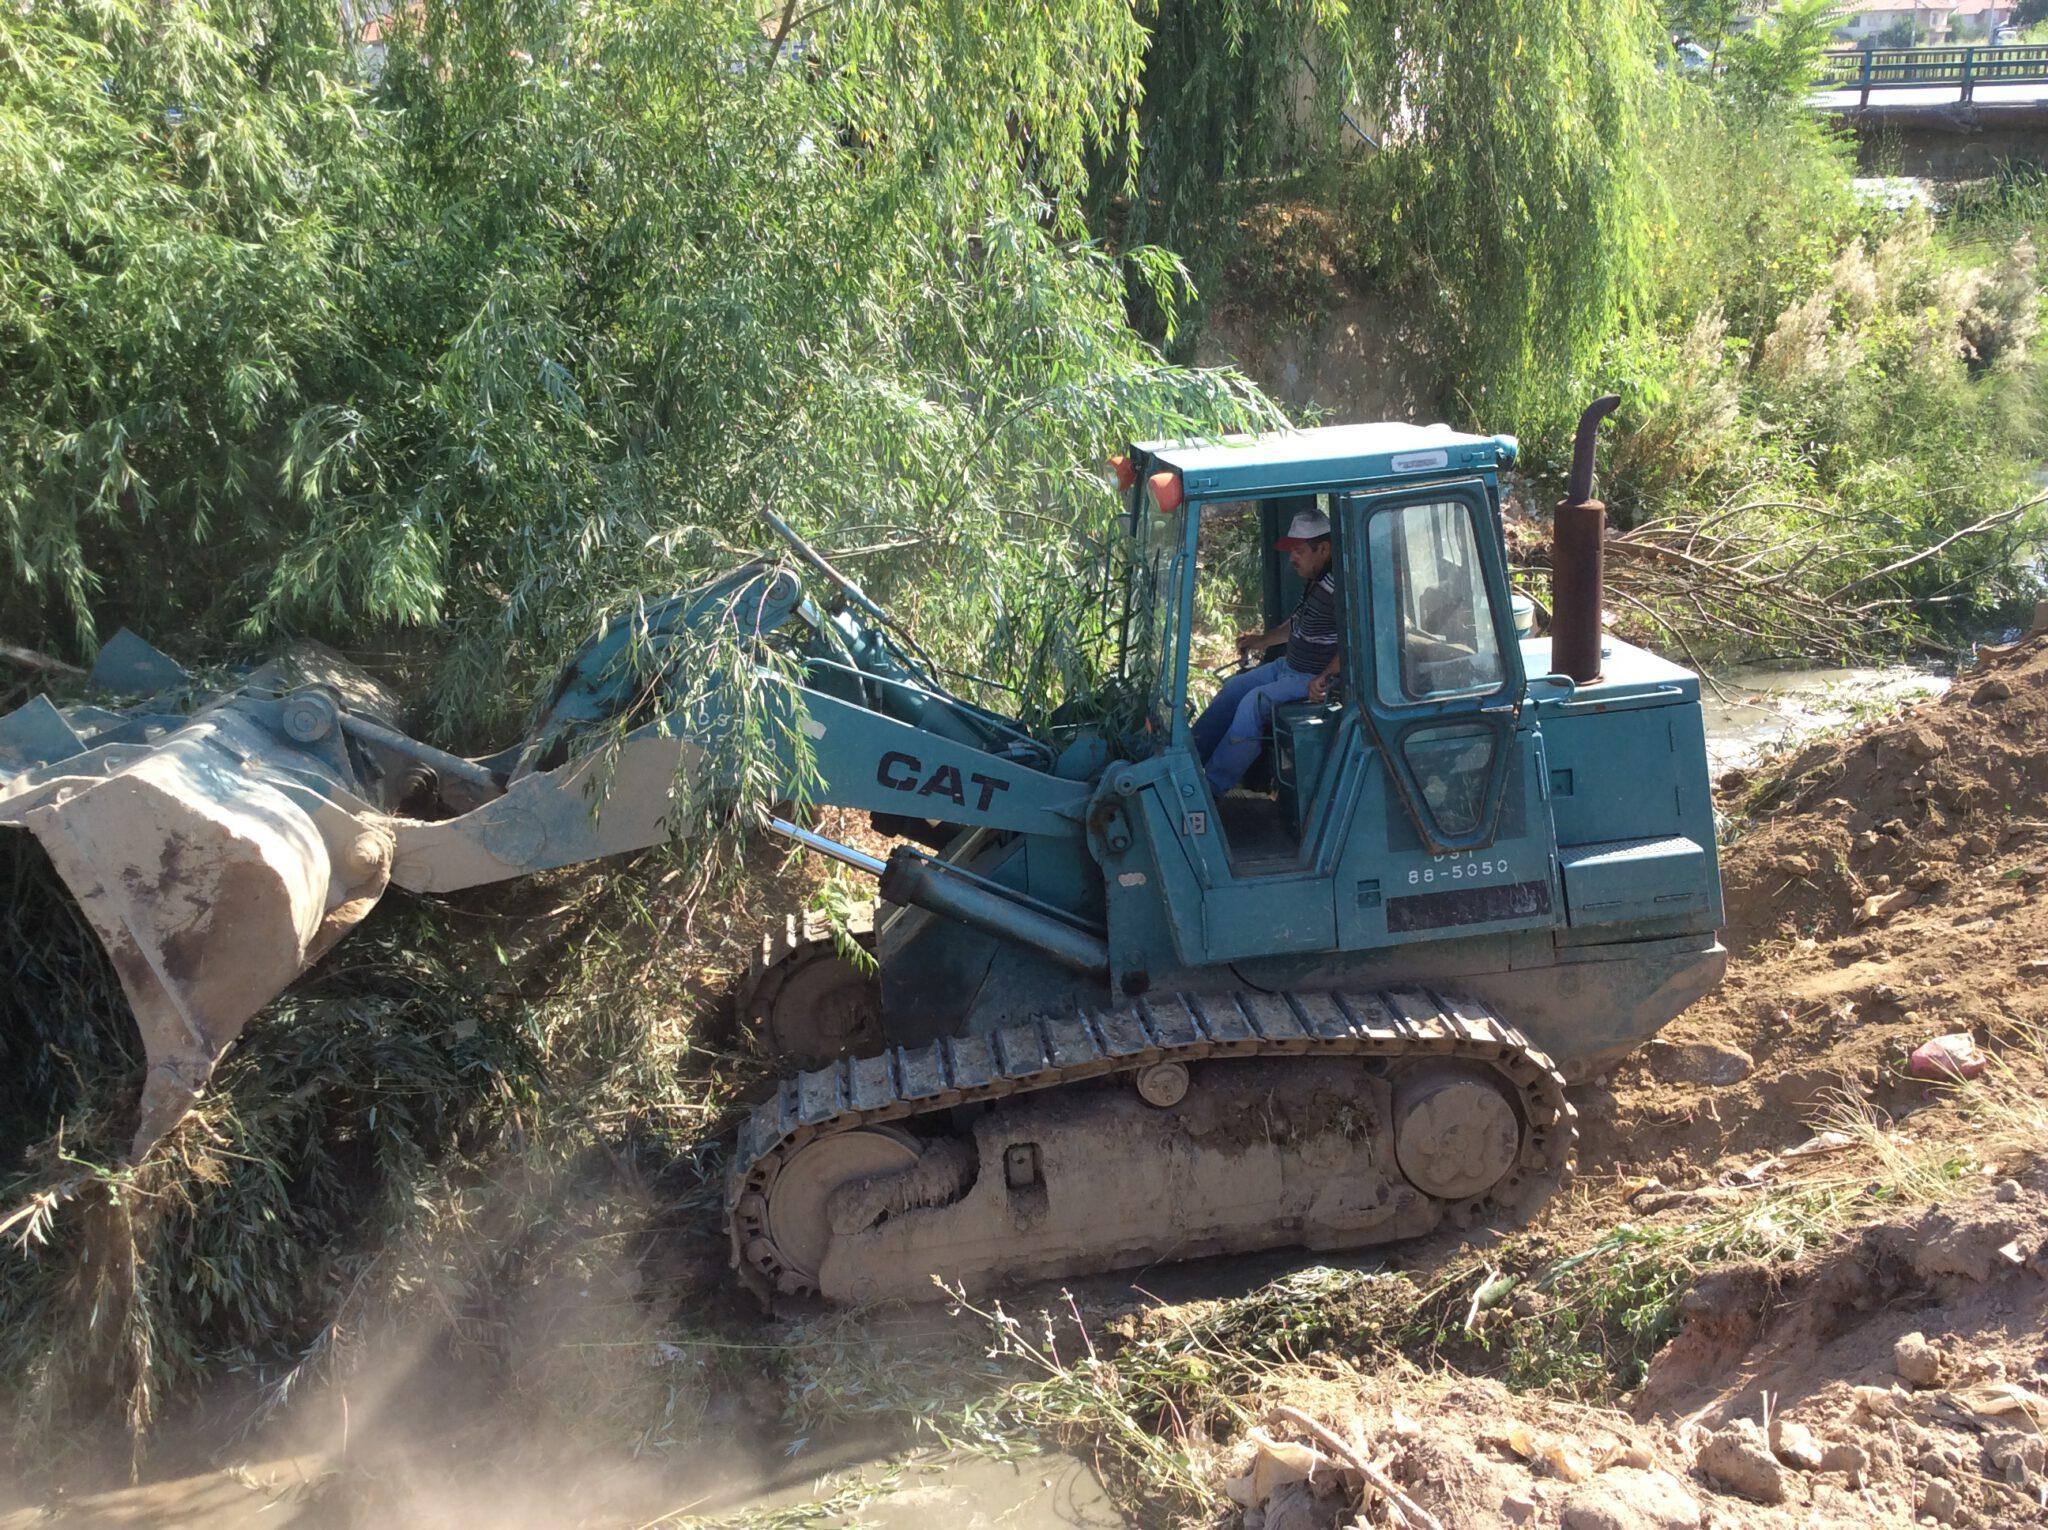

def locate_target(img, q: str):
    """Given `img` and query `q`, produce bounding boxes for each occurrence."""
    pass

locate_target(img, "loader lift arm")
[0,541,1089,1157]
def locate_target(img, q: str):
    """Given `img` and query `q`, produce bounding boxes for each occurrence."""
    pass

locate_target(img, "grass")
[643,1469,903,1529]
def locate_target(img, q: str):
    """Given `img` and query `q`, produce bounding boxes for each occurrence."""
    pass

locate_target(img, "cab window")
[1368,500,1505,706]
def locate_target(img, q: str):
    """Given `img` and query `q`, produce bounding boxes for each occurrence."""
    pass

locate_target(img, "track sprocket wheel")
[736,905,883,1067]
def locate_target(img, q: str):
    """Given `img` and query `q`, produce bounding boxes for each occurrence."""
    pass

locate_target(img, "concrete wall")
[1842,101,2048,177]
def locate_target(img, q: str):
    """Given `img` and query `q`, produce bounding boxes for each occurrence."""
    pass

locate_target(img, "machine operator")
[1192,509,1341,795]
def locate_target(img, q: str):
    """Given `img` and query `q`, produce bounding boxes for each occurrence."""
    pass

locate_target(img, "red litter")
[1909,1033,1988,1081]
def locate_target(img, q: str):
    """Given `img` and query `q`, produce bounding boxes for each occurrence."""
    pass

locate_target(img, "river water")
[1698,661,1950,775]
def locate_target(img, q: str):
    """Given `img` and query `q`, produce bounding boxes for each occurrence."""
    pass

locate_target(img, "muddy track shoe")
[735,902,883,1066]
[726,989,1575,1305]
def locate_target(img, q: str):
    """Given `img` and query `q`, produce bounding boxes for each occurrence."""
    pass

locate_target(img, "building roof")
[1830,0,2013,13]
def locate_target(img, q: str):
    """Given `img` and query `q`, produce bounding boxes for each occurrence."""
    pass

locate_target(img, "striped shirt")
[1286,571,1340,675]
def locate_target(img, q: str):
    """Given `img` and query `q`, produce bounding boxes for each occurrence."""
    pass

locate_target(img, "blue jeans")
[1192,658,1314,794]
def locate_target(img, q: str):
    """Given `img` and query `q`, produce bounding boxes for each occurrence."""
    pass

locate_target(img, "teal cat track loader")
[0,400,1724,1304]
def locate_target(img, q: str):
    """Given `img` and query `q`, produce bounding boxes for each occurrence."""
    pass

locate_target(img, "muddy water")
[1699,662,1949,775]
[0,1440,1126,1529]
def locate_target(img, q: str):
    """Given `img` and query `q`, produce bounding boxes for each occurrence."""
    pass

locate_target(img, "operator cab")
[1115,423,1523,871]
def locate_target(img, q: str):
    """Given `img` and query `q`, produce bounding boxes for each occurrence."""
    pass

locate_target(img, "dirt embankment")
[1225,641,2048,1530]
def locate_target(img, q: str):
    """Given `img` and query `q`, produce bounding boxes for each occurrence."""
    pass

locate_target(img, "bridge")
[1812,45,2048,177]
[1815,44,2048,109]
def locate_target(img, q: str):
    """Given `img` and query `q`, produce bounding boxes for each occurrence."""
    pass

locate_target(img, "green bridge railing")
[1818,44,2048,106]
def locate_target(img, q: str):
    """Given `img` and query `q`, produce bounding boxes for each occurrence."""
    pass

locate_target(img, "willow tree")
[1,0,1283,710]
[1332,1,1665,435]
[0,0,390,646]
[1096,1,1664,442]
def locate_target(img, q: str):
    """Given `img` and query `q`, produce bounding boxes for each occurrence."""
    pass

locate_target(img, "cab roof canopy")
[1135,421,1516,501]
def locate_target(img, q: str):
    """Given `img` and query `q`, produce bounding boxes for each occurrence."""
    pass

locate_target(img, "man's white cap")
[1275,510,1331,549]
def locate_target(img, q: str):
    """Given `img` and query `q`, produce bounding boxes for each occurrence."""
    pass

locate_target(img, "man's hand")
[1235,631,1266,659]
[1308,665,1340,704]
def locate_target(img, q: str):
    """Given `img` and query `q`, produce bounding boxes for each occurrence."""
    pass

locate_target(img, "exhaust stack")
[1550,395,1621,684]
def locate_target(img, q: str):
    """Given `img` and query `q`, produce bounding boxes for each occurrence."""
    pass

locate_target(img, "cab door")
[1341,482,1526,854]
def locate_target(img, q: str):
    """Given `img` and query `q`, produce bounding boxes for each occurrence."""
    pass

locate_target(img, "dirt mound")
[1216,1170,2048,1528]
[1634,1172,2048,1527]
[1718,638,2048,956]
[1567,638,2048,1186]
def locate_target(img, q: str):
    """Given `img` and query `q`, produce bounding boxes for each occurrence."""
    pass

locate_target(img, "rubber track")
[726,988,1576,1302]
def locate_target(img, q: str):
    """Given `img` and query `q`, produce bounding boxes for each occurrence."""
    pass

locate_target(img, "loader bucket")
[1,638,400,1157]
[2,630,704,1158]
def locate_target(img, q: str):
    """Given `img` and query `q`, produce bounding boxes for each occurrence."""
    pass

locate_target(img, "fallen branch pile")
[1516,489,2046,666]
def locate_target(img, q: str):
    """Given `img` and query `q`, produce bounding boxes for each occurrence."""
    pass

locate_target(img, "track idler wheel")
[763,1126,922,1285]
[1391,1062,1522,1202]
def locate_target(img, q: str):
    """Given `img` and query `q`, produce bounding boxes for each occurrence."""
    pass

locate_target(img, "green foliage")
[1596,97,2048,655]
[0,851,767,1450]
[0,0,388,646]
[1089,0,1351,345]
[1663,0,1746,45]
[1093,2,1669,438]
[1,0,1281,720]
[1718,0,1847,113]
[1332,1,1667,435]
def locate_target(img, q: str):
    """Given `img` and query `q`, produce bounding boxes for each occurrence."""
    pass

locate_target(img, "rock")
[1772,853,1817,878]
[1857,886,1920,926]
[1559,1468,1702,1530]
[1997,1179,2023,1203]
[1770,1418,1825,1471]
[1500,1493,1538,1525]
[1259,1481,1334,1530]
[1895,1331,1945,1388]
[1820,1442,1870,1483]
[1913,1220,2022,1282]
[1696,1419,1789,1504]
[1965,833,1996,857]
[1856,830,1883,852]
[1896,726,1948,761]
[1647,1040,1755,1086]
[1974,676,2013,705]
[1983,1430,2045,1486]
[1918,1476,1960,1524]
